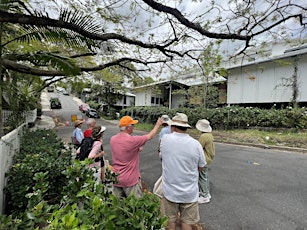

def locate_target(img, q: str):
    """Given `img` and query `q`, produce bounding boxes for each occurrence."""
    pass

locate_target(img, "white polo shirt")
[160,132,206,203]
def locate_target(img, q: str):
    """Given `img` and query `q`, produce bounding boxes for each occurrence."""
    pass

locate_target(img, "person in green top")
[196,119,215,204]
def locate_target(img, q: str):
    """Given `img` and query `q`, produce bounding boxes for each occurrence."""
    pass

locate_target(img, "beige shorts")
[161,195,200,225]
[113,180,143,198]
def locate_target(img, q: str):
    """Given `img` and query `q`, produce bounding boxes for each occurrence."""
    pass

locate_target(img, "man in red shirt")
[84,118,96,138]
[110,115,163,198]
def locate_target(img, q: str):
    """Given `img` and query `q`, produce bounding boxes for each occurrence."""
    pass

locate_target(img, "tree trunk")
[291,56,299,108]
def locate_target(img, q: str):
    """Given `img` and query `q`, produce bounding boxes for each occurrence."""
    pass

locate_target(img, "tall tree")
[0,0,305,135]
[0,0,305,77]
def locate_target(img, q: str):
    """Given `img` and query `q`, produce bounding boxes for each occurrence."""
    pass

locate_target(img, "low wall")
[0,124,26,214]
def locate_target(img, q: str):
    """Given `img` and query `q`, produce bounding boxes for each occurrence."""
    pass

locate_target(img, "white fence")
[0,109,37,214]
[0,124,27,214]
[2,109,37,125]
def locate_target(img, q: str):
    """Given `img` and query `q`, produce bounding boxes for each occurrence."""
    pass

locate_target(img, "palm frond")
[13,52,81,75]
[35,52,80,75]
[3,26,100,51]
[59,8,104,35]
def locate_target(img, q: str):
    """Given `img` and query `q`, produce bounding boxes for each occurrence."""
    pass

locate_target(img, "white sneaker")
[208,193,211,199]
[198,196,210,204]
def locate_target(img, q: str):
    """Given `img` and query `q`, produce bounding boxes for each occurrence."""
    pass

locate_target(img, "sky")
[31,0,307,80]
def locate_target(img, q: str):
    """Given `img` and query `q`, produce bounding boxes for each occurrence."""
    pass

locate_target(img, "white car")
[86,109,100,118]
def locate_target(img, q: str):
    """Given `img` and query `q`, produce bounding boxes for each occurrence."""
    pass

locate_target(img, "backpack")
[76,137,95,160]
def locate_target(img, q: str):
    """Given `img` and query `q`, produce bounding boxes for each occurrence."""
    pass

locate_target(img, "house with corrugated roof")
[132,74,226,109]
[223,42,307,108]
[133,42,307,109]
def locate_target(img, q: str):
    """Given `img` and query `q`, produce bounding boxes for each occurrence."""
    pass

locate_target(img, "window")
[151,97,162,105]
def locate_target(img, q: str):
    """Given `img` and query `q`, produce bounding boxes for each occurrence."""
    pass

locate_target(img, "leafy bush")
[1,129,166,229]
[120,105,307,130]
[4,129,70,214]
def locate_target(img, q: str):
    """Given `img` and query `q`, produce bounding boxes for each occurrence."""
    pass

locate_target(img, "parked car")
[62,90,69,95]
[86,109,100,118]
[50,97,62,109]
[47,85,54,92]
[79,104,90,113]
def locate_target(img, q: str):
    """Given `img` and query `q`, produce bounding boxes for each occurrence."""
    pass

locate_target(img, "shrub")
[120,105,307,130]
[1,129,166,229]
[4,129,70,214]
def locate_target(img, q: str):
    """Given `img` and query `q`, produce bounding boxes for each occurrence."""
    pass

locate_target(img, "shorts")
[161,195,200,225]
[113,180,143,198]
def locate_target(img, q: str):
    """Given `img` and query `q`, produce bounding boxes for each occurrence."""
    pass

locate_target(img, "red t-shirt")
[84,129,92,138]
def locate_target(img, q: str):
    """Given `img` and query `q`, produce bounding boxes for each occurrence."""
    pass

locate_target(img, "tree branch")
[142,0,252,41]
[2,57,169,76]
[0,10,182,57]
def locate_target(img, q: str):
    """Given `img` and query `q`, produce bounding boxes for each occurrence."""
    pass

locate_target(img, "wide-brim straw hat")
[74,120,84,127]
[169,113,191,128]
[196,119,212,132]
[92,126,107,138]
[161,114,171,125]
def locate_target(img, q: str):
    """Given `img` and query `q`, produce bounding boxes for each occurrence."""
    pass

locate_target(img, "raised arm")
[146,117,163,140]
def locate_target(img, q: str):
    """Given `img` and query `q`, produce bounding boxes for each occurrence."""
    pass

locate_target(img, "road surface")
[42,92,307,230]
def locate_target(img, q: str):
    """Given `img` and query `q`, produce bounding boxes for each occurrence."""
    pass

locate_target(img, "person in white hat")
[89,126,107,181]
[159,114,171,140]
[196,119,215,204]
[76,126,107,182]
[159,112,206,229]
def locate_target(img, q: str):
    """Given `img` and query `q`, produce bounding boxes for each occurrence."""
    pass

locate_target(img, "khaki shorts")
[161,195,200,225]
[113,180,143,198]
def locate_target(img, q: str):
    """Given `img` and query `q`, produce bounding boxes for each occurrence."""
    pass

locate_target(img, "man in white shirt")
[159,113,206,230]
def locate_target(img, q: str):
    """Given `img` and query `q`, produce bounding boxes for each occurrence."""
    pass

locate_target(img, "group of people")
[72,113,215,230]
[73,118,107,181]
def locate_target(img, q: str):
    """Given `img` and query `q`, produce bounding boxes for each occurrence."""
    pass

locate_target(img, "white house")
[133,75,226,109]
[223,42,307,107]
[133,42,307,109]
[133,80,187,109]
[113,92,136,110]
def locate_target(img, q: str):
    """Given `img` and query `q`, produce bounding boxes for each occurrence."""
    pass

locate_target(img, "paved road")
[41,92,307,230]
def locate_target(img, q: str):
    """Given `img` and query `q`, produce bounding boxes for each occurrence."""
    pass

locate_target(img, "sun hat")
[92,126,107,138]
[161,114,171,125]
[196,119,212,133]
[169,112,191,128]
[119,116,139,127]
[74,120,84,127]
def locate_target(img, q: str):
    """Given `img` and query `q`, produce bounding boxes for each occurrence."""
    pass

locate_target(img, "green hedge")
[1,129,166,229]
[120,105,307,130]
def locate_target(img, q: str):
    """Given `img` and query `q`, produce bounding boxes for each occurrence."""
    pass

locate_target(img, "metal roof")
[133,75,226,89]
[223,43,307,70]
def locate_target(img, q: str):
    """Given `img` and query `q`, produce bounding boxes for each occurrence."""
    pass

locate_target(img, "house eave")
[225,46,307,70]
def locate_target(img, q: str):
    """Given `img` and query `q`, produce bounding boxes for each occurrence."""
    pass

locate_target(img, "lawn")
[135,123,307,149]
